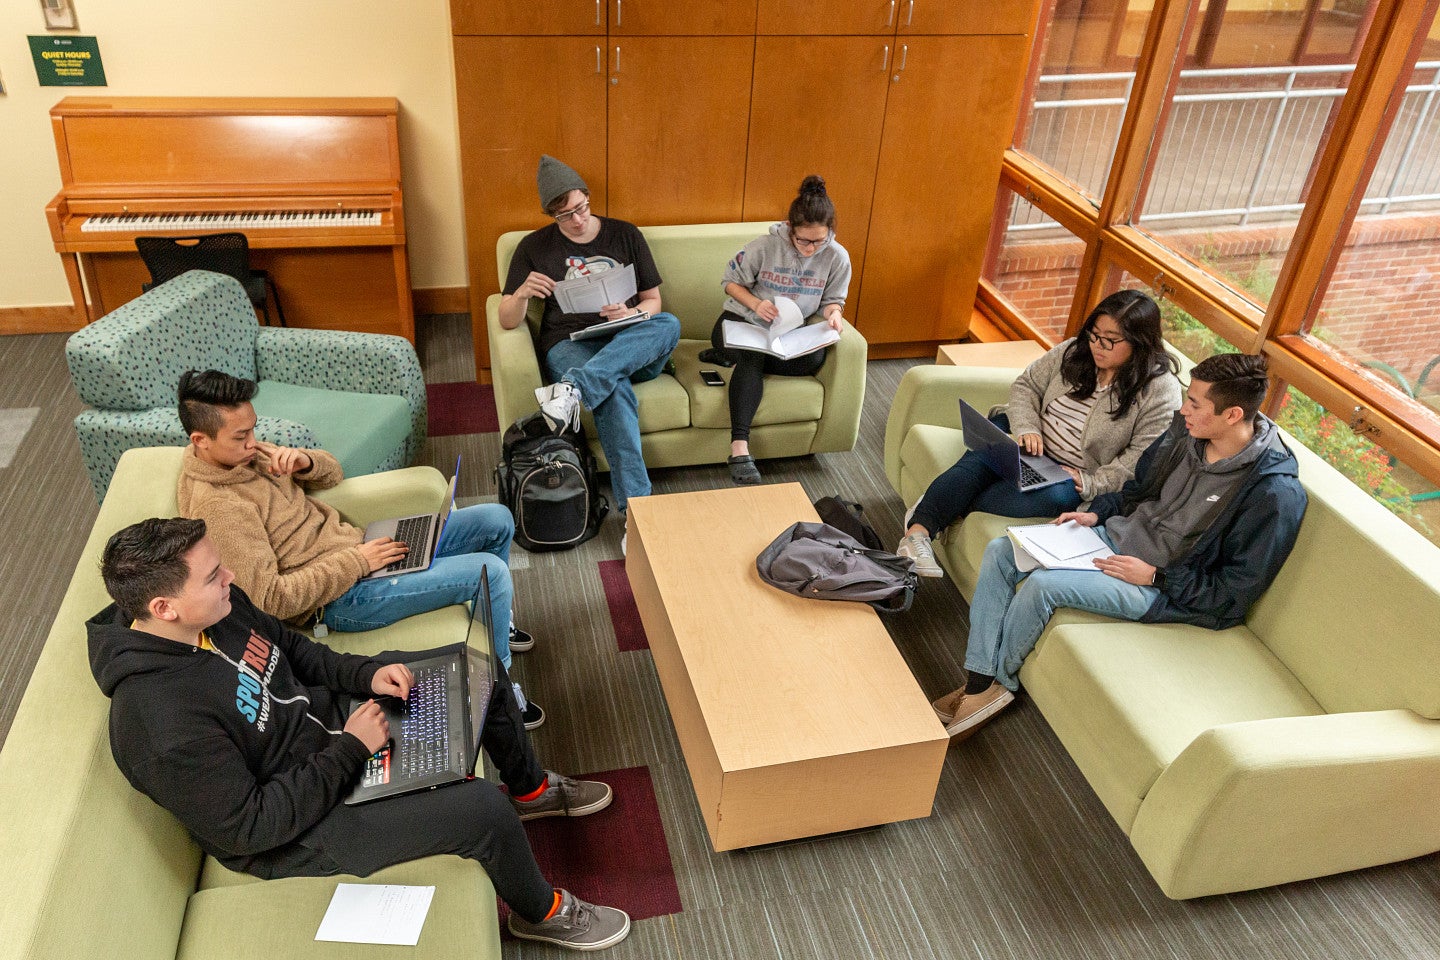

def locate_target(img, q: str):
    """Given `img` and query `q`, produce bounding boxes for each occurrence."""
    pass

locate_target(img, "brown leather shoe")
[944,682,1014,740]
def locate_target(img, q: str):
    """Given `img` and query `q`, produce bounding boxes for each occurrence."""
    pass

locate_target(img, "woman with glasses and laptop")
[896,289,1182,578]
[699,175,852,485]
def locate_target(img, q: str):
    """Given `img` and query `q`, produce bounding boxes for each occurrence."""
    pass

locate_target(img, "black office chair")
[135,232,286,327]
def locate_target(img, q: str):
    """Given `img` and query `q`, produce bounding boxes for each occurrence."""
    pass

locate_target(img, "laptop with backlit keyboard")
[343,568,497,805]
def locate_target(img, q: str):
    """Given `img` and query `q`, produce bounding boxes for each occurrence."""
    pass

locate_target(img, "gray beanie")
[537,155,588,212]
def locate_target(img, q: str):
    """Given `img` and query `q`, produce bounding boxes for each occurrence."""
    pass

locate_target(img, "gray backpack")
[756,522,918,614]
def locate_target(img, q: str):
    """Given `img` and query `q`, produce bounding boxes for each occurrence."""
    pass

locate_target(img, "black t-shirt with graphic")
[503,218,663,356]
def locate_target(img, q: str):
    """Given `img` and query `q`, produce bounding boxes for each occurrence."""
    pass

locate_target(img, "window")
[986,190,1087,343]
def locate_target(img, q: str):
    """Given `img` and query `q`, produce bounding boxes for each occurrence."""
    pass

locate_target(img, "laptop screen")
[462,565,496,770]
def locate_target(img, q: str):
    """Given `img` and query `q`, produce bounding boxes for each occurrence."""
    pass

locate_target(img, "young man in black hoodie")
[87,517,630,951]
[934,353,1308,739]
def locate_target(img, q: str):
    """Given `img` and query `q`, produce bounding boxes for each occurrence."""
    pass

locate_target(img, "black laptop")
[959,398,1073,492]
[344,568,497,805]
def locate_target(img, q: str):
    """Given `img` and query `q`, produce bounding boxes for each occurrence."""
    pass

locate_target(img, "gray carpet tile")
[5,314,1440,960]
[0,407,39,469]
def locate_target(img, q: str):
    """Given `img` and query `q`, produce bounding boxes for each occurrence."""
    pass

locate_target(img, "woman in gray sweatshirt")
[703,175,852,485]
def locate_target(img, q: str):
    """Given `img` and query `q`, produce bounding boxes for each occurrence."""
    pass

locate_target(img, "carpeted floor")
[3,316,1439,960]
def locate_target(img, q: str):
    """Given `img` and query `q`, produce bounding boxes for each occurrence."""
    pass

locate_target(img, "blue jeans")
[545,312,681,511]
[909,412,1081,536]
[966,527,1159,691]
[322,504,517,668]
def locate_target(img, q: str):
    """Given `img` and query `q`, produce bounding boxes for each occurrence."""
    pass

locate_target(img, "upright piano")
[46,96,414,341]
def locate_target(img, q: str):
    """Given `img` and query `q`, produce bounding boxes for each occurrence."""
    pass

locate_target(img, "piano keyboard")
[81,209,382,232]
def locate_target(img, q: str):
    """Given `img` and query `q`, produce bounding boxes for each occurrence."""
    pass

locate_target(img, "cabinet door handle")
[887,0,895,26]
[595,0,601,26]
[899,44,908,71]
[614,45,621,72]
[596,46,602,73]
[616,0,622,25]
[881,44,889,72]
[907,0,914,26]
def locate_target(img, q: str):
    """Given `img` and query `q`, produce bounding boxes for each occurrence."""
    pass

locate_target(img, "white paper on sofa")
[315,883,435,945]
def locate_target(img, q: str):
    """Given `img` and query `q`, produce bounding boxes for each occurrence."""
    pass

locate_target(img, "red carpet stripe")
[427,381,498,436]
[598,558,649,652]
[501,765,682,933]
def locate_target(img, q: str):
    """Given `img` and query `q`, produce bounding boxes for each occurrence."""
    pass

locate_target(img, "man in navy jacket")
[934,352,1308,739]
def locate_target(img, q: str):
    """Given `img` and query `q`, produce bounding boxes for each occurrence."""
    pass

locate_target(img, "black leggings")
[710,311,827,442]
[251,659,556,923]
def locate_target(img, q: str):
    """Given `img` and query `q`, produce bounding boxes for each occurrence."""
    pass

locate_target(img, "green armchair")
[65,270,427,500]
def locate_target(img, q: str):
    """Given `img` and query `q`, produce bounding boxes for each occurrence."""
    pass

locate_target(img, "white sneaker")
[535,381,582,432]
[897,532,944,578]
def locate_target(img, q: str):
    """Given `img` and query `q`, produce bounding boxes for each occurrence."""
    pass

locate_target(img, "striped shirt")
[1040,387,1107,468]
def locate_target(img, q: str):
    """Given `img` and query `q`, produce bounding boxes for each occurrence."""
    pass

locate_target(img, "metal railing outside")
[1009,61,1440,232]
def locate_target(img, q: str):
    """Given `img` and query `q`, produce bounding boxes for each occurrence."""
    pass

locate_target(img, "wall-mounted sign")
[28,35,106,86]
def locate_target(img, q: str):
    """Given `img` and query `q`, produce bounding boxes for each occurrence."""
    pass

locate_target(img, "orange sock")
[514,776,549,803]
[543,890,562,920]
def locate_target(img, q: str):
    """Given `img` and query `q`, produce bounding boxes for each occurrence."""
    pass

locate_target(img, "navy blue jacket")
[1089,413,1307,630]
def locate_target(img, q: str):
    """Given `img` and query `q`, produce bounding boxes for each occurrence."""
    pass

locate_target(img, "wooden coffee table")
[625,483,948,851]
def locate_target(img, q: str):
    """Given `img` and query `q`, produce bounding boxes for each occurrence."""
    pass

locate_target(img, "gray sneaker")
[897,532,944,578]
[535,380,582,432]
[508,889,631,951]
[512,770,614,821]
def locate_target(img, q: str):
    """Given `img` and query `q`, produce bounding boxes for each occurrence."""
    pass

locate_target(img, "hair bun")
[799,174,827,196]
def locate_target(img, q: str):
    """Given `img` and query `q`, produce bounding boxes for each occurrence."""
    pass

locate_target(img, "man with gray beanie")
[498,156,681,533]
[933,352,1308,739]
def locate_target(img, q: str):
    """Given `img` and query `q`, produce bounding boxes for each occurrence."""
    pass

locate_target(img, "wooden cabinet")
[454,37,608,311]
[756,0,897,34]
[896,0,1036,36]
[607,0,756,35]
[858,34,1030,343]
[608,38,754,223]
[451,0,604,35]
[743,37,892,310]
[452,0,1040,370]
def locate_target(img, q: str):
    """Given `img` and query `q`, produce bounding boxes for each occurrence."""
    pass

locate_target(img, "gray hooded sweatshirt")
[1106,415,1284,567]
[721,222,852,323]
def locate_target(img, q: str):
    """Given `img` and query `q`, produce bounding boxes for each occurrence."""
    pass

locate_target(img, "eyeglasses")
[1087,330,1128,350]
[552,199,591,224]
[793,234,830,250]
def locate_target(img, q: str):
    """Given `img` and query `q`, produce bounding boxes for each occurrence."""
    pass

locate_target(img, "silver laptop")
[362,455,460,579]
[959,399,1073,492]
[344,570,497,805]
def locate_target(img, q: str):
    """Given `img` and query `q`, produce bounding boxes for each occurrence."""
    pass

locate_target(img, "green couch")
[885,361,1440,899]
[0,446,500,960]
[486,222,867,470]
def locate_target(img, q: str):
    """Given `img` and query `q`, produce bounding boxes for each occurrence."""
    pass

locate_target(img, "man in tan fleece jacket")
[175,369,545,727]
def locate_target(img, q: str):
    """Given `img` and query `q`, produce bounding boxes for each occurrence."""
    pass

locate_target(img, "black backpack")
[495,412,608,552]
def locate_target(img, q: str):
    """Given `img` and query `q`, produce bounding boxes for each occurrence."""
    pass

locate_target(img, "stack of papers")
[1006,521,1113,572]
[315,883,436,946]
[721,296,839,360]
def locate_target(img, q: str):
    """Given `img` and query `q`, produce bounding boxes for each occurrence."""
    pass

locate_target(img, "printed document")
[722,296,839,360]
[315,883,436,946]
[554,263,637,315]
[1007,521,1114,572]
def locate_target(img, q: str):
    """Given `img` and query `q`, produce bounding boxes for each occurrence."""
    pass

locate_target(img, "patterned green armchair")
[66,270,426,501]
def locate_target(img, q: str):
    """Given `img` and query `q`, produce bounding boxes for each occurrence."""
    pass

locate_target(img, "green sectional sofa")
[486,222,867,470]
[0,446,500,960]
[885,360,1440,899]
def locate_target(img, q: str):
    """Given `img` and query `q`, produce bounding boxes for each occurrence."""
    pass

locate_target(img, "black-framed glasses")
[1087,330,1128,350]
[553,199,591,223]
[793,234,830,250]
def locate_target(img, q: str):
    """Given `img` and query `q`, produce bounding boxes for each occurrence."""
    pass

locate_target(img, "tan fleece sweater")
[177,447,370,623]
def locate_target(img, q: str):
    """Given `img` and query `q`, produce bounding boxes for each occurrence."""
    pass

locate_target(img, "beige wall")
[0,0,466,310]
